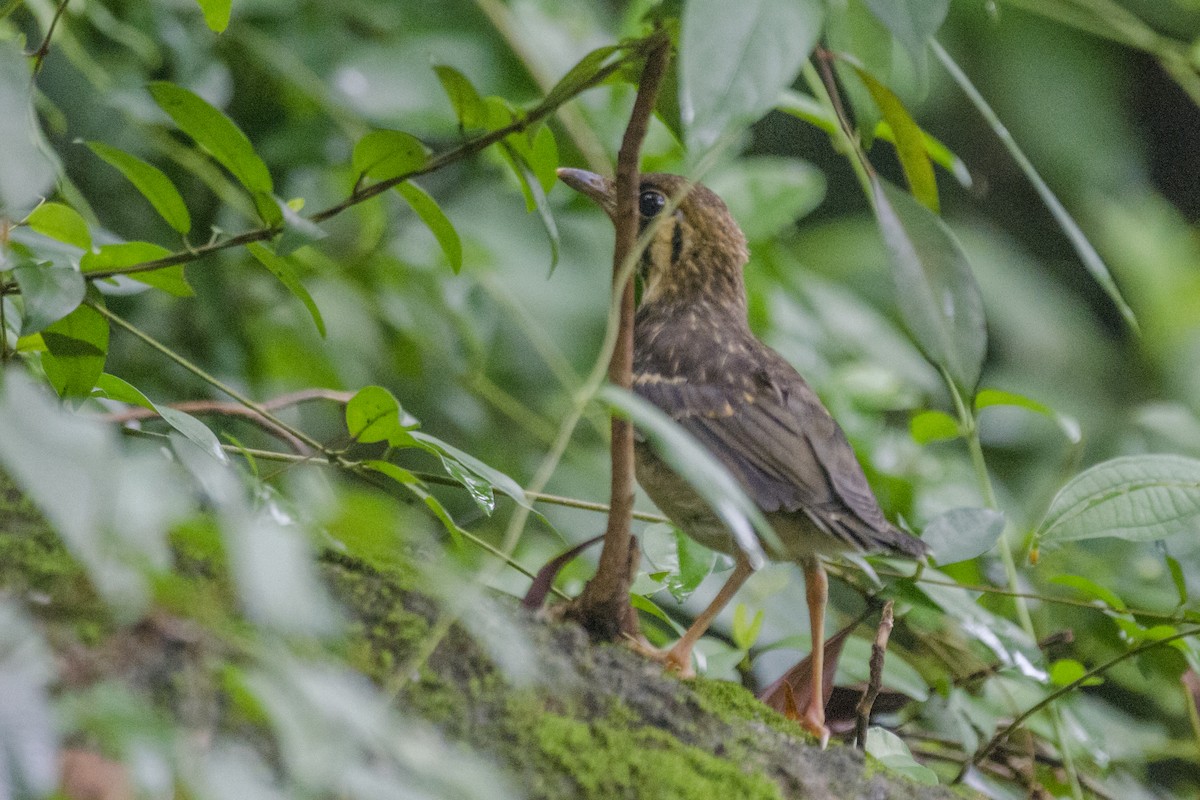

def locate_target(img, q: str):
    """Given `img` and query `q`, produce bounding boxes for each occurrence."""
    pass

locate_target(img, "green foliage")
[85,142,192,235]
[679,0,824,152]
[871,177,986,393]
[1,0,1199,797]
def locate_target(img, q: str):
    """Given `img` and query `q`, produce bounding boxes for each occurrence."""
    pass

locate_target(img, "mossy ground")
[2,474,975,799]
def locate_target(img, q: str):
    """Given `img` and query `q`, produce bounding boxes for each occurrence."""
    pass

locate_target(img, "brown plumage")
[558,168,928,745]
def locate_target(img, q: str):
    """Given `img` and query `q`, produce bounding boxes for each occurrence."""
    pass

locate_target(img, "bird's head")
[557,169,749,313]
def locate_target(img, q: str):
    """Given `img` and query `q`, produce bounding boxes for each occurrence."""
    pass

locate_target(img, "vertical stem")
[948,377,1082,798]
[803,57,874,201]
[568,36,670,640]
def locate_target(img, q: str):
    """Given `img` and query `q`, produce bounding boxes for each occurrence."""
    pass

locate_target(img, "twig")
[855,600,894,748]
[99,388,354,454]
[566,33,670,641]
[958,625,1200,781]
[28,0,71,74]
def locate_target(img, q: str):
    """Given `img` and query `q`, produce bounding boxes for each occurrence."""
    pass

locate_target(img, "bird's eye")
[638,189,666,218]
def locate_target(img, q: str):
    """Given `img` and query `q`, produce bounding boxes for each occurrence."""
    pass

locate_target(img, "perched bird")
[558,168,929,745]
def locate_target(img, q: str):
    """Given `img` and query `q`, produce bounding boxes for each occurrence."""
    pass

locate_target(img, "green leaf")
[665,529,718,603]
[732,603,764,651]
[364,460,463,547]
[541,45,620,111]
[871,177,986,393]
[351,130,430,183]
[501,143,559,271]
[863,0,948,64]
[976,388,1081,444]
[705,157,826,242]
[600,386,775,567]
[11,262,85,334]
[0,40,55,214]
[26,202,92,250]
[864,727,939,785]
[680,0,824,151]
[922,507,1004,565]
[975,388,1051,416]
[630,593,686,634]
[361,459,419,486]
[535,128,561,195]
[1037,455,1200,544]
[193,0,231,32]
[1049,658,1102,687]
[1165,550,1188,606]
[245,242,326,337]
[395,181,463,273]
[85,141,191,234]
[0,601,59,800]
[855,67,938,212]
[81,242,192,297]
[776,89,971,187]
[1049,574,1126,611]
[345,386,418,448]
[930,41,1137,332]
[93,373,154,410]
[148,81,274,199]
[433,65,487,130]
[92,375,224,461]
[909,409,959,444]
[41,297,109,398]
[160,407,227,463]
[409,431,533,512]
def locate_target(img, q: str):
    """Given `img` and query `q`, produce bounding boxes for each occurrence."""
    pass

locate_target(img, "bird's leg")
[636,553,754,677]
[801,558,831,747]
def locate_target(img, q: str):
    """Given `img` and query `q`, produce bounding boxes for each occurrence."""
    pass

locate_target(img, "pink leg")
[657,554,754,677]
[801,558,831,747]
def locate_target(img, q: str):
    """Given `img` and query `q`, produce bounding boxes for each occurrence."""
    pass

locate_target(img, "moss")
[0,473,109,633]
[531,710,782,800]
[687,677,811,740]
[495,692,779,800]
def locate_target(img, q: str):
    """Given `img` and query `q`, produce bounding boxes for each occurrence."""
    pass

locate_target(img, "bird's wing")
[634,365,920,556]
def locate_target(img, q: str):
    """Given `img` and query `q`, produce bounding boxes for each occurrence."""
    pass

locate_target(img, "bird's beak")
[556,167,616,219]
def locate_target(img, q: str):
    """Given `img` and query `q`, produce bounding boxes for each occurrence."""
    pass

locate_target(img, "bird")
[557,167,929,745]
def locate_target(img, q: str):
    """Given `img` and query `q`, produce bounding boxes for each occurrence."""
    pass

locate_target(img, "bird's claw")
[627,637,697,679]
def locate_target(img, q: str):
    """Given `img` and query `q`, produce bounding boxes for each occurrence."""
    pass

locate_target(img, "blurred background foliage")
[2,0,1200,798]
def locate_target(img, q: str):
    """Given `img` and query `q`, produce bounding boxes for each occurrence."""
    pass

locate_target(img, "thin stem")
[90,302,330,456]
[946,375,1084,796]
[962,626,1200,776]
[802,57,874,200]
[28,0,70,73]
[570,34,670,636]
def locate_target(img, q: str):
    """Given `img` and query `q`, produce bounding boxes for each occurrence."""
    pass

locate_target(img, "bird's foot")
[627,637,697,678]
[797,704,831,750]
